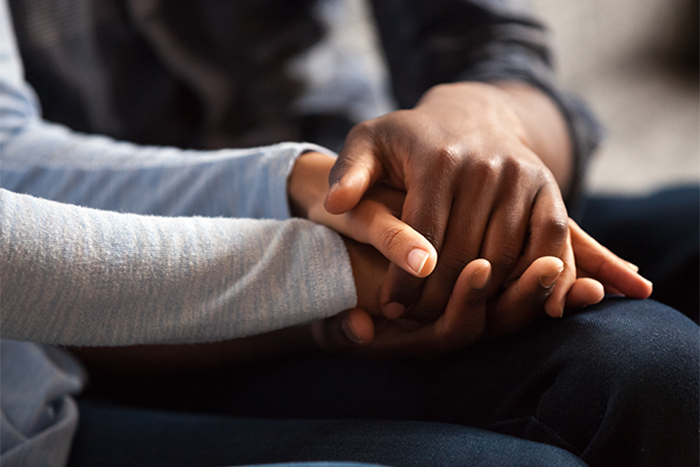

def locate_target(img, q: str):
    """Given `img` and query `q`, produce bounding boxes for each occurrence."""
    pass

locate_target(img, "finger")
[406,178,496,322]
[434,258,492,349]
[488,256,564,337]
[379,184,454,319]
[324,124,385,214]
[316,184,437,279]
[512,181,569,279]
[345,200,438,278]
[477,186,532,299]
[572,270,623,296]
[374,259,492,358]
[565,278,605,309]
[543,227,576,318]
[568,219,653,298]
[311,308,376,353]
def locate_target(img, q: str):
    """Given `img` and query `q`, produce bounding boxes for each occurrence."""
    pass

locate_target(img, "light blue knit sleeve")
[0,0,357,346]
[0,0,339,220]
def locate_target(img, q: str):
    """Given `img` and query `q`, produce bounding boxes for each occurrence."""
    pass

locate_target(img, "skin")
[72,150,653,370]
[290,149,652,356]
[323,81,579,324]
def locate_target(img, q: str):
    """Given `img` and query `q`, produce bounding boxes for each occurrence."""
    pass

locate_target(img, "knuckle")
[348,119,375,138]
[472,156,502,182]
[378,225,409,253]
[490,252,518,276]
[417,223,444,251]
[435,256,470,289]
[541,215,569,241]
[434,146,462,169]
[501,156,525,182]
[401,210,444,251]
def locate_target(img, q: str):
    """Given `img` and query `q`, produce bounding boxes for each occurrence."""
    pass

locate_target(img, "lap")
[75,298,699,466]
[67,402,584,467]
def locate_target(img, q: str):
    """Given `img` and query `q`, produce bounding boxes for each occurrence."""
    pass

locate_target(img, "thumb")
[347,200,438,278]
[324,133,385,215]
[311,308,376,352]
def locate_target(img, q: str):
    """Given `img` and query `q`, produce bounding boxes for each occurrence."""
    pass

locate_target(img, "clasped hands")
[289,82,652,358]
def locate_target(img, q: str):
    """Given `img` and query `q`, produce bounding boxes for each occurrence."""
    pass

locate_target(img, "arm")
[293,152,652,356]
[0,0,333,220]
[0,0,356,346]
[0,189,356,346]
[369,0,602,203]
[324,0,604,328]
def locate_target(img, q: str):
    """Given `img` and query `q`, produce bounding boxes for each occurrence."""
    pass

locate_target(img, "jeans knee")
[532,299,698,463]
[562,298,698,421]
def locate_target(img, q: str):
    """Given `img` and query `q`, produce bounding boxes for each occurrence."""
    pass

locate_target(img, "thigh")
[67,401,584,467]
[74,299,699,466]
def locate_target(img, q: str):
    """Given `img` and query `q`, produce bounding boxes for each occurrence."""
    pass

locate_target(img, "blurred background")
[531,0,699,194]
[294,0,699,195]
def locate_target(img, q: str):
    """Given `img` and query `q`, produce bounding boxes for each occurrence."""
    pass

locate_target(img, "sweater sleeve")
[0,0,357,346]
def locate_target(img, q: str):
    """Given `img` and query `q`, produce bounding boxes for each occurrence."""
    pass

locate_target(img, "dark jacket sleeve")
[369,0,603,209]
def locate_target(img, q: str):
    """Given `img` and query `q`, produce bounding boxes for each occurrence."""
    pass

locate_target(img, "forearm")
[1,189,356,346]
[1,121,335,219]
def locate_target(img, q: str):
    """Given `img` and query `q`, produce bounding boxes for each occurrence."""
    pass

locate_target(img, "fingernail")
[341,317,364,344]
[557,298,565,318]
[328,181,341,195]
[545,302,564,318]
[469,264,491,290]
[324,182,341,207]
[539,268,563,288]
[625,262,639,272]
[383,302,406,319]
[407,248,429,276]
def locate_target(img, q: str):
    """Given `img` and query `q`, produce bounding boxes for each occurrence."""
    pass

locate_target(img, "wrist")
[341,235,387,314]
[416,81,532,152]
[288,151,336,218]
[491,81,573,191]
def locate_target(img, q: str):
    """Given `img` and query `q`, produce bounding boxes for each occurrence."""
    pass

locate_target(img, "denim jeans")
[68,299,699,467]
[68,402,584,467]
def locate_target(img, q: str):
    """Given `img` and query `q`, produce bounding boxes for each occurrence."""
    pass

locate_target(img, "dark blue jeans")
[68,188,700,467]
[69,404,584,467]
[579,185,699,321]
[68,300,698,467]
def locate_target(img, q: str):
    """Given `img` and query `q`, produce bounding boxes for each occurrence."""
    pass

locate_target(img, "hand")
[566,218,653,298]
[314,221,653,358]
[313,255,573,358]
[323,82,572,322]
[289,150,437,278]
[490,218,653,335]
